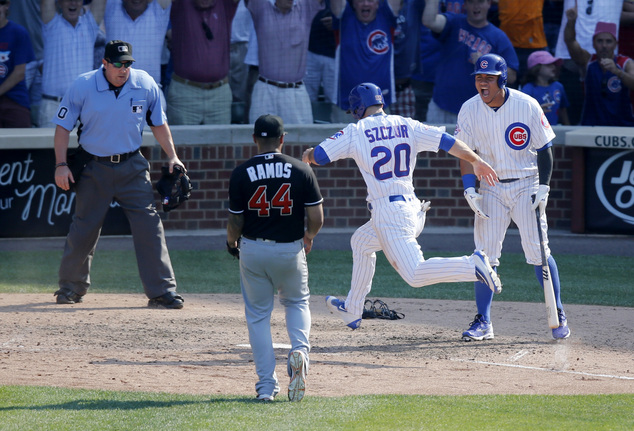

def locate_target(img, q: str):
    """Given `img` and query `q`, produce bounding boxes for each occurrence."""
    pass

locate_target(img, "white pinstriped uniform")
[316,113,480,316]
[455,88,556,266]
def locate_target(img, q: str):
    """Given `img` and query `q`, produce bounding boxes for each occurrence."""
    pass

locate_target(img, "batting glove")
[464,187,490,219]
[421,200,431,212]
[531,184,550,213]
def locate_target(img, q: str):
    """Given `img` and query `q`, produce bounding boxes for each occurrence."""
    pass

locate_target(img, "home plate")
[237,343,292,349]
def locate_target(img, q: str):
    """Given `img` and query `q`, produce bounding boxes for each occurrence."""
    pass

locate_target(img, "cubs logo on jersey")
[540,113,551,129]
[367,30,390,55]
[0,51,9,78]
[606,75,622,93]
[505,122,530,150]
[329,130,344,140]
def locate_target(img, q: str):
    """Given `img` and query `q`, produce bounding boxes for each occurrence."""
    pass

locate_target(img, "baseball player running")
[227,114,324,402]
[303,82,502,330]
[456,53,571,341]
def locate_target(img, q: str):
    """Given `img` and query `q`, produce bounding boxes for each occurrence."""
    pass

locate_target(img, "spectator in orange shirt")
[496,0,548,86]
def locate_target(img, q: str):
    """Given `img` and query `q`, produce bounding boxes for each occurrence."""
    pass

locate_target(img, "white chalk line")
[236,343,292,349]
[509,350,529,361]
[450,358,634,380]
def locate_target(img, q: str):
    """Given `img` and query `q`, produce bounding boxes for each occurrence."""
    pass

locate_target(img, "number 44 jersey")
[229,151,323,242]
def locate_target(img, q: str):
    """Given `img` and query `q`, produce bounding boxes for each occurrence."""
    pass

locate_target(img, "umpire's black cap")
[254,114,285,138]
[105,40,135,63]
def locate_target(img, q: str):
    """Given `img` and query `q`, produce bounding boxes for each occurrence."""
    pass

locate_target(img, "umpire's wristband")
[462,174,477,190]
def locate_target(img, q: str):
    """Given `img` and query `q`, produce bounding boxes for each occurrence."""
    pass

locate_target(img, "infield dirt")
[1,293,633,397]
[1,229,633,398]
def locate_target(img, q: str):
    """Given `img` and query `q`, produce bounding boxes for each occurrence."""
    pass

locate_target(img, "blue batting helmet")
[348,83,384,120]
[472,54,508,89]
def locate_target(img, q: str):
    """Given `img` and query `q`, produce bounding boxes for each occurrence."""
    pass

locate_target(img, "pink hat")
[593,22,618,39]
[527,51,563,69]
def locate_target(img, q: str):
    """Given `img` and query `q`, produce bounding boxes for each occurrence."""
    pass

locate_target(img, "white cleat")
[325,296,362,329]
[288,350,307,402]
[473,250,502,294]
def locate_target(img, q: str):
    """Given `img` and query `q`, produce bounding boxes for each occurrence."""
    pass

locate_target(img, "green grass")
[2,249,632,429]
[0,386,632,431]
[1,249,632,307]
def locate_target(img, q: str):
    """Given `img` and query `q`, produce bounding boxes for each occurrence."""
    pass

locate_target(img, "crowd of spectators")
[1,0,633,129]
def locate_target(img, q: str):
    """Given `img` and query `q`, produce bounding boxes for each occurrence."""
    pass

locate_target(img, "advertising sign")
[0,149,130,238]
[585,149,634,234]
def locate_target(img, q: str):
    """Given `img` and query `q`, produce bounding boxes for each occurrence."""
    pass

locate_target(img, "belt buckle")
[110,154,121,163]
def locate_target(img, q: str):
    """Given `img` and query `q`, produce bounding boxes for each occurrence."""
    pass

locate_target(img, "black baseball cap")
[254,114,285,138]
[104,40,135,63]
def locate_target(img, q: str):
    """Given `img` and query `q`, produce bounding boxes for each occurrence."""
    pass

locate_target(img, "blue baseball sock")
[474,279,494,322]
[534,255,563,309]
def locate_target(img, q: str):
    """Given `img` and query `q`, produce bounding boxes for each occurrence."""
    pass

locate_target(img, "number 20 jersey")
[229,152,323,242]
[317,114,447,201]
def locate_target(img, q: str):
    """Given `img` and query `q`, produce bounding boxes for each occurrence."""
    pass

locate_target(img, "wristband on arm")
[462,174,477,190]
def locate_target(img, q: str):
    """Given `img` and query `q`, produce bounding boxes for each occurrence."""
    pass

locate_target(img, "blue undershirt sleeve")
[536,142,554,185]
[313,146,331,165]
[439,133,456,152]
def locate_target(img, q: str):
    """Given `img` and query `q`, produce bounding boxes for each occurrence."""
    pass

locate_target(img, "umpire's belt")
[258,76,303,89]
[242,235,296,244]
[92,149,140,164]
[172,74,228,90]
[42,94,63,102]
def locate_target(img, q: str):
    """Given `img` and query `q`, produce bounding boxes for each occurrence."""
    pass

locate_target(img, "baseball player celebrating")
[227,114,324,402]
[303,82,502,330]
[456,53,571,341]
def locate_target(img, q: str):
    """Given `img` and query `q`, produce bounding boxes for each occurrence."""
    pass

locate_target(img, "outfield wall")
[2,124,632,237]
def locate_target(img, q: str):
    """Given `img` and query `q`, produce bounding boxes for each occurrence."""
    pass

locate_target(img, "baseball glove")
[226,239,240,260]
[155,165,193,212]
[362,299,405,320]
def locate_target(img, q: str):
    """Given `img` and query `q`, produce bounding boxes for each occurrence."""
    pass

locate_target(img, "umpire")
[52,40,186,309]
[227,114,324,402]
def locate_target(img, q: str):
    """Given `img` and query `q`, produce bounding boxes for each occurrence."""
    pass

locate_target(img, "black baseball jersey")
[229,152,323,242]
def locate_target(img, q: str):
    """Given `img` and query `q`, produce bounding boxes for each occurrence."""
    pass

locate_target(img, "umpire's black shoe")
[54,288,84,304]
[148,292,184,309]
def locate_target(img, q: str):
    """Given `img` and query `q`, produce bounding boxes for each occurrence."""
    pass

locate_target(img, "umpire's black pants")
[58,152,177,298]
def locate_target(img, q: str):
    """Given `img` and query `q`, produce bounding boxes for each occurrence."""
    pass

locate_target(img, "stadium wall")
[149,124,575,231]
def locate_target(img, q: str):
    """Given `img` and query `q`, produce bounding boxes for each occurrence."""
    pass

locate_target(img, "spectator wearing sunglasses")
[39,0,106,128]
[247,0,324,125]
[565,12,634,126]
[104,0,171,87]
[52,40,187,310]
[167,0,239,125]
